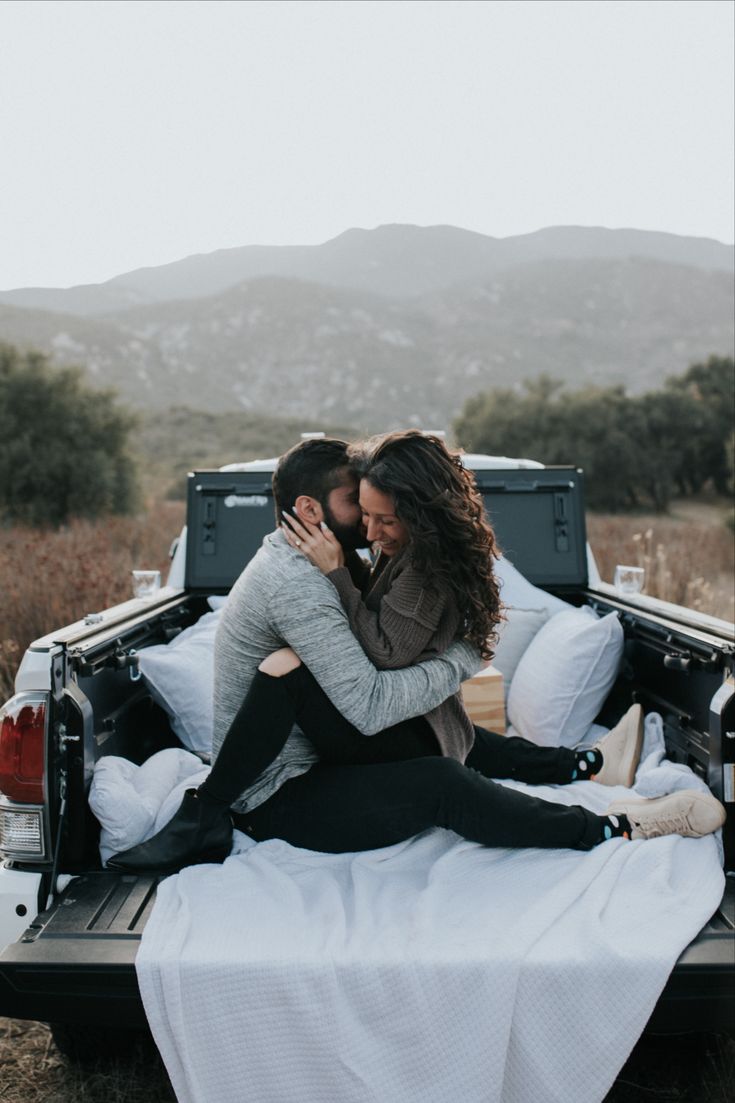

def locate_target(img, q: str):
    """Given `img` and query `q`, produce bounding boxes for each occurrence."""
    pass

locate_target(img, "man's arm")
[268,576,482,736]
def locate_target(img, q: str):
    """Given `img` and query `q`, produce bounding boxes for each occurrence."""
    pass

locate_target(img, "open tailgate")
[1,873,733,1033]
[0,872,159,1028]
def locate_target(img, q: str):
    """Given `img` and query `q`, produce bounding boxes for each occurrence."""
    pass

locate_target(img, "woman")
[109,433,725,873]
[276,429,639,792]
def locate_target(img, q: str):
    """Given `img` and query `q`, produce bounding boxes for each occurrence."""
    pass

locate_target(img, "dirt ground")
[1,1017,733,1102]
[0,1018,174,1102]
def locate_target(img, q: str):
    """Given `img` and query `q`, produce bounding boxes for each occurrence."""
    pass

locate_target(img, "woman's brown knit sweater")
[327,548,476,763]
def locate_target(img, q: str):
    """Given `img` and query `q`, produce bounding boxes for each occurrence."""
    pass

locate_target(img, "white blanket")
[136,724,724,1103]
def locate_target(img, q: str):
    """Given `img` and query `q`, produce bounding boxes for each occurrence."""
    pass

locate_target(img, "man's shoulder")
[229,532,341,610]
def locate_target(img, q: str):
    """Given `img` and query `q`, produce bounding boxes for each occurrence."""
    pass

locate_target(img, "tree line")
[453,355,734,512]
[1,342,732,525]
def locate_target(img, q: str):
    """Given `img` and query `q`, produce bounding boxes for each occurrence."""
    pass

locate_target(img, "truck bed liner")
[1,872,733,1033]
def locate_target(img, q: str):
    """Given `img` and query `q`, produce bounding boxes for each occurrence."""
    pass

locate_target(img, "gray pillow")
[137,610,220,756]
[491,608,551,698]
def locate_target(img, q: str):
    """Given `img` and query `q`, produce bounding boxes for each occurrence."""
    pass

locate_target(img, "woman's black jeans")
[203,665,603,854]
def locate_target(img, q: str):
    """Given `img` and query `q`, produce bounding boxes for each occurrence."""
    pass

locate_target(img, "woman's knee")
[259,647,302,677]
[413,755,467,792]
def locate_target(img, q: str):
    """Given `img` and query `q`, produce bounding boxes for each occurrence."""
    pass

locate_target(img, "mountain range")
[1,224,732,430]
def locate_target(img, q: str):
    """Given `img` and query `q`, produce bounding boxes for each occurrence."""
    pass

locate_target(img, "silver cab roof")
[219,452,544,474]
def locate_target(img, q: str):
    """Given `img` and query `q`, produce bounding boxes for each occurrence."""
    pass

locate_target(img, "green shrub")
[0,344,139,526]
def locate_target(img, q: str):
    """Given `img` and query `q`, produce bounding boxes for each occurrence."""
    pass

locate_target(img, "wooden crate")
[461,664,506,733]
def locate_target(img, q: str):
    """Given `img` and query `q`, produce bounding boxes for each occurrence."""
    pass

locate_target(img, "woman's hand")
[281,511,345,574]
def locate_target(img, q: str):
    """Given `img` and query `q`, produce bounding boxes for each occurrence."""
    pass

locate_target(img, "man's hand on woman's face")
[281,511,345,575]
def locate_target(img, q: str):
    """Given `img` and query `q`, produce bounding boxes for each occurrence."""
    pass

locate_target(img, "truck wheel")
[48,1021,155,1063]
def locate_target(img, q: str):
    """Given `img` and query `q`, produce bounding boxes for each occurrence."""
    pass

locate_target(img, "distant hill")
[1,253,732,429]
[1,223,732,316]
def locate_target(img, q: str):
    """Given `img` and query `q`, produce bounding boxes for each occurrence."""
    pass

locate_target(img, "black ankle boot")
[106,789,233,874]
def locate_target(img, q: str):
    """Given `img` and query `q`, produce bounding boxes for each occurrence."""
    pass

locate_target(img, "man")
[211,435,484,815]
[109,437,484,871]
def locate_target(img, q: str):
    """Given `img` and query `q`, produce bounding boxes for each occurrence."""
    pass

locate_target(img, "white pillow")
[89,748,209,864]
[491,608,550,698]
[494,555,571,617]
[137,610,220,756]
[507,609,623,748]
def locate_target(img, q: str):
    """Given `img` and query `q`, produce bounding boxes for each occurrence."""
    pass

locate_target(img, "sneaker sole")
[596,705,644,787]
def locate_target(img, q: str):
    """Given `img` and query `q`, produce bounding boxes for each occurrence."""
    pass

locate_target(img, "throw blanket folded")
[136,722,724,1103]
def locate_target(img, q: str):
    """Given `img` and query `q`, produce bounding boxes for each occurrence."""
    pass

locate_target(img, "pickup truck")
[0,451,733,1061]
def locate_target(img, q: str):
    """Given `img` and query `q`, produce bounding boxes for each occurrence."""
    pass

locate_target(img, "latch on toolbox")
[554,493,569,553]
[202,497,217,557]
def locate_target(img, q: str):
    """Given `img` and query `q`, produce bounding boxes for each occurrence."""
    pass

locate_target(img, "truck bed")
[1,872,733,1034]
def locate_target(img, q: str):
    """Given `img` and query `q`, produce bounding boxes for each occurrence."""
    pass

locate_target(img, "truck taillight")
[0,693,47,804]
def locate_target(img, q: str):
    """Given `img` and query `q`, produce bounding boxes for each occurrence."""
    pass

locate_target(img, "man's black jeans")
[204,665,604,853]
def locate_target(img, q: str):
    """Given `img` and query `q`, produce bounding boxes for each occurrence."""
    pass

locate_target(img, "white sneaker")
[606,789,726,840]
[591,704,644,787]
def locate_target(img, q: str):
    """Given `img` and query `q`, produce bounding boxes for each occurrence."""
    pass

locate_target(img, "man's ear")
[292,495,324,525]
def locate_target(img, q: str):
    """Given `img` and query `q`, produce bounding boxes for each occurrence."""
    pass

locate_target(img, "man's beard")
[323,503,369,551]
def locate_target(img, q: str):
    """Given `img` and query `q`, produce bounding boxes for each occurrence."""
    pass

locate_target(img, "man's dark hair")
[272,438,352,521]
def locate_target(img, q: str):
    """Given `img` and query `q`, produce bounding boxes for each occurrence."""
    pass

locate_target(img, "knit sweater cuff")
[446,639,484,681]
[327,566,359,605]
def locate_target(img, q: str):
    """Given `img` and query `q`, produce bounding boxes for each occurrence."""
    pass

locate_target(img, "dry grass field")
[0,499,732,1100]
[0,502,185,700]
[1,495,731,701]
[587,498,734,622]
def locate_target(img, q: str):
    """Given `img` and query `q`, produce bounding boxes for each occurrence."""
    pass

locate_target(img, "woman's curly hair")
[353,430,503,659]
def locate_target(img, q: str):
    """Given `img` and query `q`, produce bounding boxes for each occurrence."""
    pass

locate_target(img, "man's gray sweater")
[213,529,483,812]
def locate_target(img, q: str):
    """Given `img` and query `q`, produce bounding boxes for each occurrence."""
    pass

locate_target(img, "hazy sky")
[1,0,733,289]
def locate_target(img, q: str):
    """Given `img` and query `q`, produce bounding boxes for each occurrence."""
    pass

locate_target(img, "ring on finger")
[296,539,301,547]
